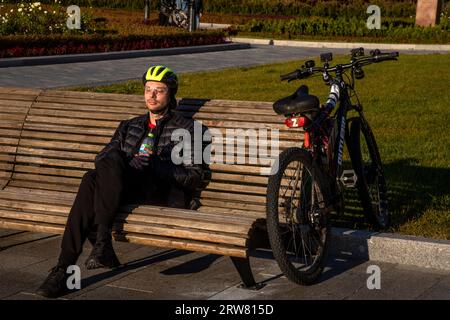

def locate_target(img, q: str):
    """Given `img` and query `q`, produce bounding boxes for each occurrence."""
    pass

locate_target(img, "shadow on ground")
[331,158,450,237]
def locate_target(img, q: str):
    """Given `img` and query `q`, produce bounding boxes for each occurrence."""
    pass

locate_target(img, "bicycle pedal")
[339,170,358,188]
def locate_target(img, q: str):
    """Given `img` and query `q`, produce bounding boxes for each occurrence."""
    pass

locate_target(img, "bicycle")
[266,48,399,285]
[159,0,189,29]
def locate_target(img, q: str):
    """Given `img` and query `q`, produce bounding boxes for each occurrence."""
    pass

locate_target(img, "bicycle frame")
[309,63,374,188]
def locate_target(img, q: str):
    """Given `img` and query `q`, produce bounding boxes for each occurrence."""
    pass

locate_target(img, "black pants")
[58,149,187,267]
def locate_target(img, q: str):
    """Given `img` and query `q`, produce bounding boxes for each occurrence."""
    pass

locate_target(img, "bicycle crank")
[339,169,358,188]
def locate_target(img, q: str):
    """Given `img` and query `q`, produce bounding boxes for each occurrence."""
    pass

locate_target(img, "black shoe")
[85,242,121,270]
[85,225,121,270]
[36,266,70,298]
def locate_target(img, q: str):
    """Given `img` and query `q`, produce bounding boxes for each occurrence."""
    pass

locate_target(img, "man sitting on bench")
[36,65,204,298]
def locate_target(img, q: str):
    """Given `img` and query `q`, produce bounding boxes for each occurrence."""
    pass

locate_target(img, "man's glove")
[129,154,150,171]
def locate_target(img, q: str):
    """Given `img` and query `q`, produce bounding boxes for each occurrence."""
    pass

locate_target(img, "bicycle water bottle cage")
[273,85,320,117]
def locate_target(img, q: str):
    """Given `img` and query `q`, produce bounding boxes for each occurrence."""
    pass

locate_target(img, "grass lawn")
[68,53,450,240]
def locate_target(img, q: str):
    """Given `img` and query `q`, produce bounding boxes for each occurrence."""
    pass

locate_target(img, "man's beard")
[150,106,169,117]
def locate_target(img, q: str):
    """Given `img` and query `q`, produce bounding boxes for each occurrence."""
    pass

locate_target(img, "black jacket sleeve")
[95,120,127,164]
[151,123,204,191]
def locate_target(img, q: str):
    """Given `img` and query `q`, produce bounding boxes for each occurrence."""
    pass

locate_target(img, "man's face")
[144,81,170,113]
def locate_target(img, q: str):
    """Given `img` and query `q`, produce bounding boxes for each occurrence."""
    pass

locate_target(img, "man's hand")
[129,154,150,171]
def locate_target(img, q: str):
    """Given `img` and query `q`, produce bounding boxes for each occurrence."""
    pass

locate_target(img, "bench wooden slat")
[24,123,114,137]
[14,165,86,178]
[18,139,102,153]
[0,88,41,95]
[178,105,277,116]
[7,180,79,192]
[17,147,95,161]
[210,172,268,184]
[0,154,16,162]
[0,145,17,153]
[37,96,145,108]
[0,171,12,178]
[39,90,145,103]
[200,190,266,204]
[197,119,289,131]
[182,111,285,124]
[0,163,13,171]
[12,173,81,186]
[15,155,94,169]
[0,120,23,130]
[0,114,27,122]
[0,218,64,234]
[22,129,111,143]
[27,115,120,129]
[33,102,142,116]
[0,137,20,145]
[117,232,247,258]
[0,103,31,111]
[199,199,266,213]
[30,108,137,122]
[205,181,267,195]
[0,129,22,138]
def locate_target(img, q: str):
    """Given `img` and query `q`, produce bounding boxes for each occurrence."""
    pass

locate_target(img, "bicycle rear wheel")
[266,147,331,285]
[349,118,390,230]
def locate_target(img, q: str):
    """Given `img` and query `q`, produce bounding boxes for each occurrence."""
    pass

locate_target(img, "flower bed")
[0,31,227,58]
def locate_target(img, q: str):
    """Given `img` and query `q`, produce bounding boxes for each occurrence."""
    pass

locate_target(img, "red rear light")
[285,116,308,128]
[303,132,311,148]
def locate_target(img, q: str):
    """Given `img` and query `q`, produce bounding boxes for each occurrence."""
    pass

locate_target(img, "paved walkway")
[1,231,449,300]
[0,44,443,89]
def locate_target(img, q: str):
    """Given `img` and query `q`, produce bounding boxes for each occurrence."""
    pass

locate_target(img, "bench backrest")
[2,89,303,218]
[0,88,41,189]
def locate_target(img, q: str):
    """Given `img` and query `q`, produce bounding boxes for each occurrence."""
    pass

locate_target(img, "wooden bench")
[0,87,303,288]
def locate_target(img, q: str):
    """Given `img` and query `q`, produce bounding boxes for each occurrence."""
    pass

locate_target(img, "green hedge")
[237,16,450,43]
[5,0,447,18]
[0,31,226,58]
[204,0,421,18]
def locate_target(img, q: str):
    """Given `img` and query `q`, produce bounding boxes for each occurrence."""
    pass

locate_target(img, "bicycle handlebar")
[280,49,399,82]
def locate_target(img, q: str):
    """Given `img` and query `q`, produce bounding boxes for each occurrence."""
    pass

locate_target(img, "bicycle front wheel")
[349,118,390,230]
[266,147,331,285]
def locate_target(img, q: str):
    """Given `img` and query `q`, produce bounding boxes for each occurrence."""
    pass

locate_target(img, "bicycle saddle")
[273,85,320,116]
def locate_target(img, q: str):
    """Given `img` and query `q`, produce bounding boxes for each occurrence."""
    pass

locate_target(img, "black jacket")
[95,110,204,192]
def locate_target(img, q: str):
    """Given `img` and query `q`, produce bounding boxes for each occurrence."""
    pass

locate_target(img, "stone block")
[416,0,443,26]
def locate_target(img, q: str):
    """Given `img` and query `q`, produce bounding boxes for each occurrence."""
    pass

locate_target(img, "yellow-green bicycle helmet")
[142,65,178,95]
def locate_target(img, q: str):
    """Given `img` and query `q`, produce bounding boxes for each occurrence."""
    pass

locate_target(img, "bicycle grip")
[280,70,301,81]
[372,51,399,62]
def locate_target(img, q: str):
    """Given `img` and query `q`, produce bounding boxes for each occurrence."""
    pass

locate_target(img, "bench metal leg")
[230,257,264,290]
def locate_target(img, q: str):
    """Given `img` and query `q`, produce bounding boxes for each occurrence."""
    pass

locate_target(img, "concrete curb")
[330,228,450,272]
[233,37,450,52]
[0,42,251,68]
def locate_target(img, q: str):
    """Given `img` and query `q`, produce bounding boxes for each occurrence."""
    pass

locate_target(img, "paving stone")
[2,235,62,260]
[0,270,44,299]
[418,276,450,300]
[73,284,156,300]
[0,252,47,271]
[346,263,449,300]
